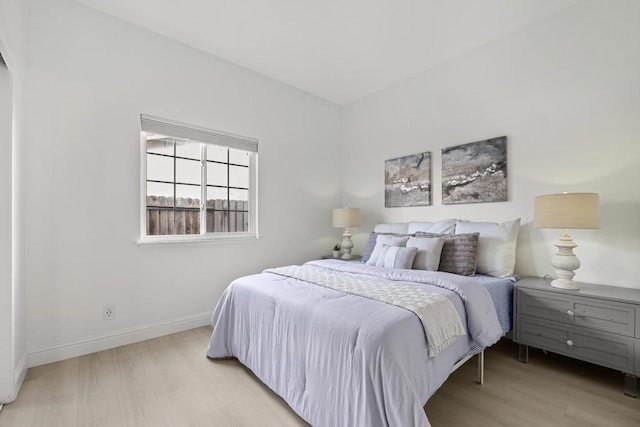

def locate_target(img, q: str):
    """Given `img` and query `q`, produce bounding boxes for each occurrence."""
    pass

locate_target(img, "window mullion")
[227,149,231,233]
[200,144,207,235]
[173,140,177,235]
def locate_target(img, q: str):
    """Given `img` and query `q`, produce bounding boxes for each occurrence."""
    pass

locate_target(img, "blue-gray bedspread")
[207,260,504,427]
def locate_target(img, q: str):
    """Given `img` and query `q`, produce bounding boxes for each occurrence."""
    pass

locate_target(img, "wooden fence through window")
[146,196,249,235]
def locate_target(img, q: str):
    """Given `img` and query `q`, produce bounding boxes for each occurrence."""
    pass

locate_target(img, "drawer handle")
[566,340,574,346]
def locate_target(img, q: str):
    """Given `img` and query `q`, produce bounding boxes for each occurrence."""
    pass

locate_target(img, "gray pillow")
[415,232,479,276]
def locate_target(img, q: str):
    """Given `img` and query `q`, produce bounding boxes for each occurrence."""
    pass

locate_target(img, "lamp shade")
[534,193,600,229]
[332,207,361,228]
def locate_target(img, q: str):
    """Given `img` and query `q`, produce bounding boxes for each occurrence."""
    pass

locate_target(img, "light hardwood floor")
[1,327,638,426]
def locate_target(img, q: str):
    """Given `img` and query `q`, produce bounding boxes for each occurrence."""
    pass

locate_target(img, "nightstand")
[321,255,362,262]
[514,277,640,397]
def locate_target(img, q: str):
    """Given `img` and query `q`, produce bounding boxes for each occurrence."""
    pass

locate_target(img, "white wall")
[342,0,640,289]
[18,0,342,365]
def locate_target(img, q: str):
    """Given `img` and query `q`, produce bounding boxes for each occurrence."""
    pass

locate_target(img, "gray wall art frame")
[442,136,507,205]
[385,152,432,207]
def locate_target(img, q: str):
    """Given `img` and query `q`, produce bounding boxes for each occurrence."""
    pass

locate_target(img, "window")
[140,115,258,242]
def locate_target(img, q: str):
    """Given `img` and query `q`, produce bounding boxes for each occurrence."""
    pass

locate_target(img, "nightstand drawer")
[516,315,571,355]
[518,289,572,323]
[572,329,635,373]
[573,301,635,337]
[517,315,635,373]
[517,288,636,337]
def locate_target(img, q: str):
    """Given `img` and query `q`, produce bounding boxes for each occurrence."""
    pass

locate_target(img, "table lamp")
[534,193,600,290]
[332,207,361,260]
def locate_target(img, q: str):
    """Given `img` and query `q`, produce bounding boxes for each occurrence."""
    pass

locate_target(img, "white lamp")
[332,207,361,260]
[534,193,600,290]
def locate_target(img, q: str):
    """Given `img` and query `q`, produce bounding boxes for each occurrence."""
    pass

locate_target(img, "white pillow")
[406,236,446,271]
[375,245,418,269]
[455,219,521,277]
[366,235,410,266]
[373,223,409,234]
[407,219,457,235]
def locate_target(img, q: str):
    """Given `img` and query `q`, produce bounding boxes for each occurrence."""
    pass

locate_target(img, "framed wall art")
[442,136,507,205]
[385,152,431,207]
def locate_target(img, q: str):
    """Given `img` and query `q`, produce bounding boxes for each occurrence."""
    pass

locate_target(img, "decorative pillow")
[373,223,409,234]
[455,219,521,277]
[361,232,379,263]
[375,245,418,269]
[406,236,446,271]
[407,219,457,235]
[362,232,412,263]
[416,232,479,276]
[366,234,410,266]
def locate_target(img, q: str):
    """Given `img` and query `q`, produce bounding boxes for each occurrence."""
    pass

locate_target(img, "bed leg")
[477,350,484,385]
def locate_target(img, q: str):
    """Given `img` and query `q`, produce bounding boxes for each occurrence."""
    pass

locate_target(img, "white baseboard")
[28,311,212,368]
[0,351,27,404]
[13,351,26,396]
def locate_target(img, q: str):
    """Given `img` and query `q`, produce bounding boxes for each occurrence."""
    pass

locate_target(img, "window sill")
[137,233,260,245]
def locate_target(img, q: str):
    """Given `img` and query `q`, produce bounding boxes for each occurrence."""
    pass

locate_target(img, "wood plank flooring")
[1,327,638,426]
[426,341,640,426]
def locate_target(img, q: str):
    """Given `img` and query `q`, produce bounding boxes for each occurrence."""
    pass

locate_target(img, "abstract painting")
[385,152,431,207]
[442,136,507,205]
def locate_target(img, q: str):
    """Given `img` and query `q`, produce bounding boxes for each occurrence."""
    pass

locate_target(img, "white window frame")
[138,114,259,244]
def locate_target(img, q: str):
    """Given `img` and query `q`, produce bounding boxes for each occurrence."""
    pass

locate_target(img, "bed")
[207,219,519,426]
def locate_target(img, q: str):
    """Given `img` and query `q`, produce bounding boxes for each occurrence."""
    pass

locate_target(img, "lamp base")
[550,278,579,290]
[341,228,354,260]
[550,230,581,290]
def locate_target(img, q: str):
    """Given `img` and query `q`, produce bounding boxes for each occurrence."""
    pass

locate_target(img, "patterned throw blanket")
[264,264,466,356]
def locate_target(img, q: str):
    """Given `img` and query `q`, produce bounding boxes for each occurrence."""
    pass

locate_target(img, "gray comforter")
[207,260,503,426]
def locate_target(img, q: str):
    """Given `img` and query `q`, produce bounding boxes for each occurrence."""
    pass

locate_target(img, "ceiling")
[75,0,583,106]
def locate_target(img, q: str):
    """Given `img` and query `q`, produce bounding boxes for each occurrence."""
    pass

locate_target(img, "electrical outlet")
[103,305,115,320]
